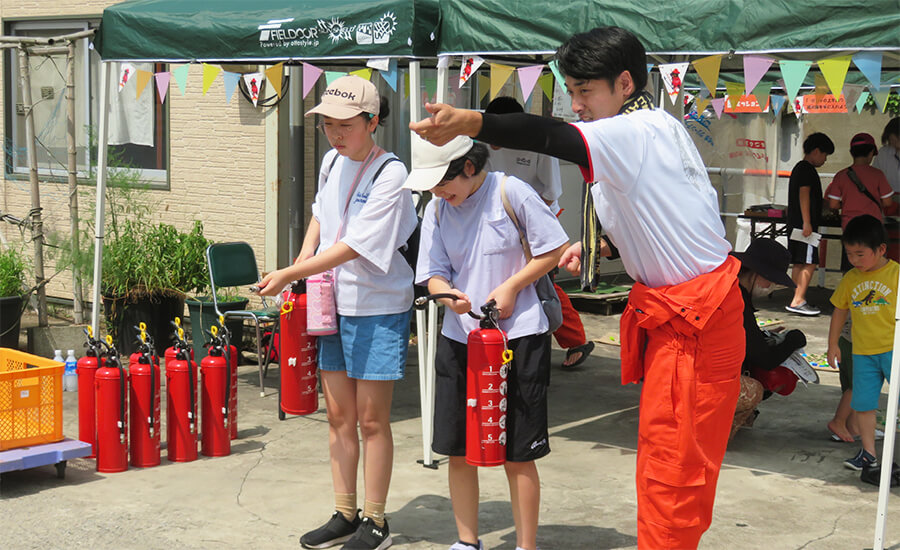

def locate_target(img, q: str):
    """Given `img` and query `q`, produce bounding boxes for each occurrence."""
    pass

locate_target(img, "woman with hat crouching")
[730,239,816,440]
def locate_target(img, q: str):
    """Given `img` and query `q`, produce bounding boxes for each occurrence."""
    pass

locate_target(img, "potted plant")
[0,246,27,349]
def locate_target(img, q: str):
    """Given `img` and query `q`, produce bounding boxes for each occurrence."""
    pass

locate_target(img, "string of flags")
[117,51,896,117]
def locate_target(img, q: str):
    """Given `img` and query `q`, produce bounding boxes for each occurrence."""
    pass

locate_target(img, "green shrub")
[0,247,26,297]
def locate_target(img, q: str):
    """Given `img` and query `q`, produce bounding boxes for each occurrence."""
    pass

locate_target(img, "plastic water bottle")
[64,349,78,392]
[53,350,66,390]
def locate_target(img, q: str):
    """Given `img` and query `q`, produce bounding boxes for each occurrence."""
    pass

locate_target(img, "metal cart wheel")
[55,460,67,479]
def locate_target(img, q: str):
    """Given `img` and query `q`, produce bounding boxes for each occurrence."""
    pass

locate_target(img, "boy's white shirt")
[416,172,569,343]
[312,148,418,316]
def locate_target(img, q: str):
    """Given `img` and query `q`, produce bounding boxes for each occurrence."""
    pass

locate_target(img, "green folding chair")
[206,242,280,396]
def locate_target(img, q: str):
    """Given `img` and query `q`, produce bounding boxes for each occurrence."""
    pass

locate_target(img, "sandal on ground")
[563,341,594,368]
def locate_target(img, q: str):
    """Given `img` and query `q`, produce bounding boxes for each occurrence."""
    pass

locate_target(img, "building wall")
[1,1,269,306]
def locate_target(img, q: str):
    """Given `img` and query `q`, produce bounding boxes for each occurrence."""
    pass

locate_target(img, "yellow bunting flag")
[818,55,852,99]
[265,62,285,97]
[691,54,721,98]
[813,72,829,99]
[490,63,515,100]
[725,81,743,110]
[538,73,554,101]
[695,97,711,114]
[477,74,490,102]
[135,70,153,100]
[202,63,221,95]
[349,68,373,81]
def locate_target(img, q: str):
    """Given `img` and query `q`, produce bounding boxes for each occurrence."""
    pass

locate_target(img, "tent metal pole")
[874,270,900,548]
[409,60,422,122]
[91,61,111,337]
[436,56,449,104]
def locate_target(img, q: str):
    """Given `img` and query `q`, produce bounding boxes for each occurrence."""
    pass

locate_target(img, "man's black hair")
[850,143,877,159]
[555,26,647,94]
[803,132,834,155]
[442,142,489,181]
[842,214,886,250]
[485,96,524,115]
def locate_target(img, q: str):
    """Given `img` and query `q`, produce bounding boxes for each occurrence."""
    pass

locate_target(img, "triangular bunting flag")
[477,74,490,102]
[154,72,170,104]
[243,72,264,107]
[743,55,774,96]
[548,59,566,89]
[380,59,398,91]
[517,65,544,101]
[770,95,786,116]
[303,63,324,99]
[692,54,721,98]
[659,62,689,105]
[202,63,221,95]
[871,90,891,113]
[171,64,189,96]
[223,71,241,103]
[813,73,829,99]
[646,63,654,74]
[852,51,883,91]
[490,63,515,100]
[265,62,285,97]
[818,55,852,99]
[725,81,743,110]
[349,68,373,81]
[841,84,865,113]
[779,60,811,104]
[325,71,346,86]
[135,70,152,100]
[424,78,437,103]
[459,55,484,87]
[856,91,870,113]
[366,57,390,72]
[538,73,554,101]
[118,63,136,92]
[710,97,726,119]
[753,82,772,110]
[695,97,710,114]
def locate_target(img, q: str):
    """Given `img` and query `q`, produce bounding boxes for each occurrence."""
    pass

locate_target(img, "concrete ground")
[2,283,899,550]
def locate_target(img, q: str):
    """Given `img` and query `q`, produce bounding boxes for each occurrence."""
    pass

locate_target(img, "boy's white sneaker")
[449,541,483,550]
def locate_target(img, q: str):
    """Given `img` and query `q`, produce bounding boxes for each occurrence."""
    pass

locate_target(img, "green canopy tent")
[431,2,899,548]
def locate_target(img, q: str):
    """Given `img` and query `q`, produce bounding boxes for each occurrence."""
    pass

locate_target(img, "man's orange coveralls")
[620,255,745,549]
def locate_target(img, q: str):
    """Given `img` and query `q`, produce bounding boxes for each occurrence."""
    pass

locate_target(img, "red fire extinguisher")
[279,280,318,419]
[414,296,511,467]
[95,335,128,473]
[201,325,231,457]
[165,319,198,463]
[77,326,105,458]
[219,316,239,440]
[129,323,161,468]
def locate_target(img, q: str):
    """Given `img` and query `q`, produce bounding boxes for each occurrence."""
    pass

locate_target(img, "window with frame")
[4,20,169,186]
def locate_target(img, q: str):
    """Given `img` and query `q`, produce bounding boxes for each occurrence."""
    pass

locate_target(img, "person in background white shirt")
[483,96,595,369]
[873,118,900,196]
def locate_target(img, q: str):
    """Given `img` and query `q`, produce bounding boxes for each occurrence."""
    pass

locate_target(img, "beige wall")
[1,1,269,305]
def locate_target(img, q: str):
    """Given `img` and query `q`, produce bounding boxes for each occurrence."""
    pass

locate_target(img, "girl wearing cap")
[257,75,417,550]
[730,239,811,440]
[407,137,568,550]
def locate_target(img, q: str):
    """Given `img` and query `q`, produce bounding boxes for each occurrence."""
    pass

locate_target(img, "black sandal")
[563,341,594,368]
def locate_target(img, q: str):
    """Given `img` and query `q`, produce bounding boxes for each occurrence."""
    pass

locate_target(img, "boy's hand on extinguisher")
[488,283,517,320]
[440,289,472,315]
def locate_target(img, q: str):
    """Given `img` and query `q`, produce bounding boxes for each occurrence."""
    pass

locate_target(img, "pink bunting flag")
[710,97,726,119]
[743,55,774,96]
[517,65,544,100]
[303,62,324,99]
[155,71,171,104]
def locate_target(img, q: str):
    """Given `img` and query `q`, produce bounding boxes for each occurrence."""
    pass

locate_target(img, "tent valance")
[94,0,440,62]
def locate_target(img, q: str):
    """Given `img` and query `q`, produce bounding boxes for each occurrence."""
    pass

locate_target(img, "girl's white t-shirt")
[416,172,569,343]
[312,149,418,316]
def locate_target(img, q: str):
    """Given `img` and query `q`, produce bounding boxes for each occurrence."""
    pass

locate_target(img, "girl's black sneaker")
[341,517,392,550]
[300,510,362,549]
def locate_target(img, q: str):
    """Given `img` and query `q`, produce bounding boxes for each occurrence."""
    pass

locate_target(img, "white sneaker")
[785,302,821,316]
[449,541,483,550]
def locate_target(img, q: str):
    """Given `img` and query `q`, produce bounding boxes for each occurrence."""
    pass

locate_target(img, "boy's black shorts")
[788,238,819,265]
[432,332,551,462]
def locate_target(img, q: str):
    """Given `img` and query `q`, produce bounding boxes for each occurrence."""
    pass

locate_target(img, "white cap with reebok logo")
[305,75,380,120]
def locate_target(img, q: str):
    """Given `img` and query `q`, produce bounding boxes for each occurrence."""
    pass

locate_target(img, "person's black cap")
[733,239,796,288]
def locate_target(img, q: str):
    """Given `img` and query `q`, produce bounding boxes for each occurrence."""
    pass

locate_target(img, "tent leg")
[91,61,111,338]
[409,61,422,122]
[873,273,900,549]
[436,56,449,104]
[415,308,430,467]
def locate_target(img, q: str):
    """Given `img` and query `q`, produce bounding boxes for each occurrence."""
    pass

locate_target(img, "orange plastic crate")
[0,348,64,451]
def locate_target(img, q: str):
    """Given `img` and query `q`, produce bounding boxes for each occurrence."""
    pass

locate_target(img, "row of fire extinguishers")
[416,294,513,467]
[75,317,239,473]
